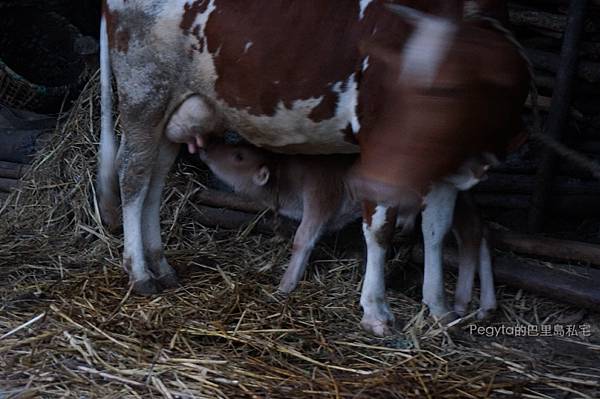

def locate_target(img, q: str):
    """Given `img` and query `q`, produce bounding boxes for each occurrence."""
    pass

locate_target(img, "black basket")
[0,9,85,113]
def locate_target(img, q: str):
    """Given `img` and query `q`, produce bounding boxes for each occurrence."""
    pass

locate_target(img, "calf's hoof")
[277,280,298,295]
[453,303,469,318]
[476,307,496,321]
[157,272,179,289]
[132,278,161,296]
[434,311,460,326]
[266,289,289,304]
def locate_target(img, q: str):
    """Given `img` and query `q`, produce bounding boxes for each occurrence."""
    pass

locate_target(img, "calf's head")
[199,141,272,194]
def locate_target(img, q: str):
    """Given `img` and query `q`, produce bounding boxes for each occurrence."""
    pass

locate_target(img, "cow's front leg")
[360,203,397,337]
[421,182,458,320]
[118,136,159,295]
[142,139,179,289]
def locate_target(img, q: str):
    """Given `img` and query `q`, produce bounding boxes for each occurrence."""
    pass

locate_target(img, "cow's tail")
[97,11,121,231]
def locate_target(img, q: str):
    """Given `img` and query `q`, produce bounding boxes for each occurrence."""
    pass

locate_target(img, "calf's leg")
[278,193,329,293]
[421,182,458,320]
[360,203,397,337]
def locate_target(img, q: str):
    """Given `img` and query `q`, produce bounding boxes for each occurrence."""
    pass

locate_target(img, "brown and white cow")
[97,0,528,335]
[198,139,496,329]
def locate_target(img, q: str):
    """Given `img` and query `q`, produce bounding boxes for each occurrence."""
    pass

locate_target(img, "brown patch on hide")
[362,201,376,227]
[103,2,130,53]
[308,90,339,123]
[375,207,398,245]
[204,1,373,118]
[180,0,209,34]
[342,124,359,145]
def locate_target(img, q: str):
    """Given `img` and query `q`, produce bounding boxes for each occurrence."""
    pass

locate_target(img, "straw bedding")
[1,75,599,398]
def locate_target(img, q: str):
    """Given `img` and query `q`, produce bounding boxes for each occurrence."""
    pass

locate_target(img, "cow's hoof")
[157,272,179,289]
[132,278,160,296]
[360,316,395,337]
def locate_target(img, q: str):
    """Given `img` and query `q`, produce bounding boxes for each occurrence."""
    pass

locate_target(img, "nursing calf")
[200,140,359,293]
[198,140,496,332]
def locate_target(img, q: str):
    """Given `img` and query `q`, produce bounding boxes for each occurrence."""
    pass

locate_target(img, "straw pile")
[1,75,599,398]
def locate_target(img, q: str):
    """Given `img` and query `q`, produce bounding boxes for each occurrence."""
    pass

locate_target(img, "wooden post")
[528,0,589,232]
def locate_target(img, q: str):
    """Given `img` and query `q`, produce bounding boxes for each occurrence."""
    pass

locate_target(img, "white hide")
[400,15,457,87]
[360,206,395,336]
[359,0,374,19]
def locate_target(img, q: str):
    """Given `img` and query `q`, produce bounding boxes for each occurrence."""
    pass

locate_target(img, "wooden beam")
[510,7,600,33]
[190,188,267,214]
[0,129,41,164]
[476,173,600,194]
[492,231,600,265]
[476,193,600,215]
[0,161,30,179]
[525,48,600,83]
[191,205,296,237]
[0,178,19,193]
[412,245,600,309]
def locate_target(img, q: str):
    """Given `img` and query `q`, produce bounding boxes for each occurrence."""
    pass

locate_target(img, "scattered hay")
[1,74,599,398]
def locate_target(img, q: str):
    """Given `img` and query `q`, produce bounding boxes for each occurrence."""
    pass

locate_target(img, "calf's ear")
[253,166,270,186]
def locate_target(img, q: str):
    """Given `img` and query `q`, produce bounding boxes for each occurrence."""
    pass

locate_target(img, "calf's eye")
[234,152,244,162]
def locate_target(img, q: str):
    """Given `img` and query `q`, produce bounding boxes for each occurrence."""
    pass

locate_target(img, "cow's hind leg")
[360,203,398,337]
[452,193,497,319]
[452,193,482,317]
[119,137,158,295]
[142,138,179,289]
[421,182,458,321]
[477,237,497,319]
